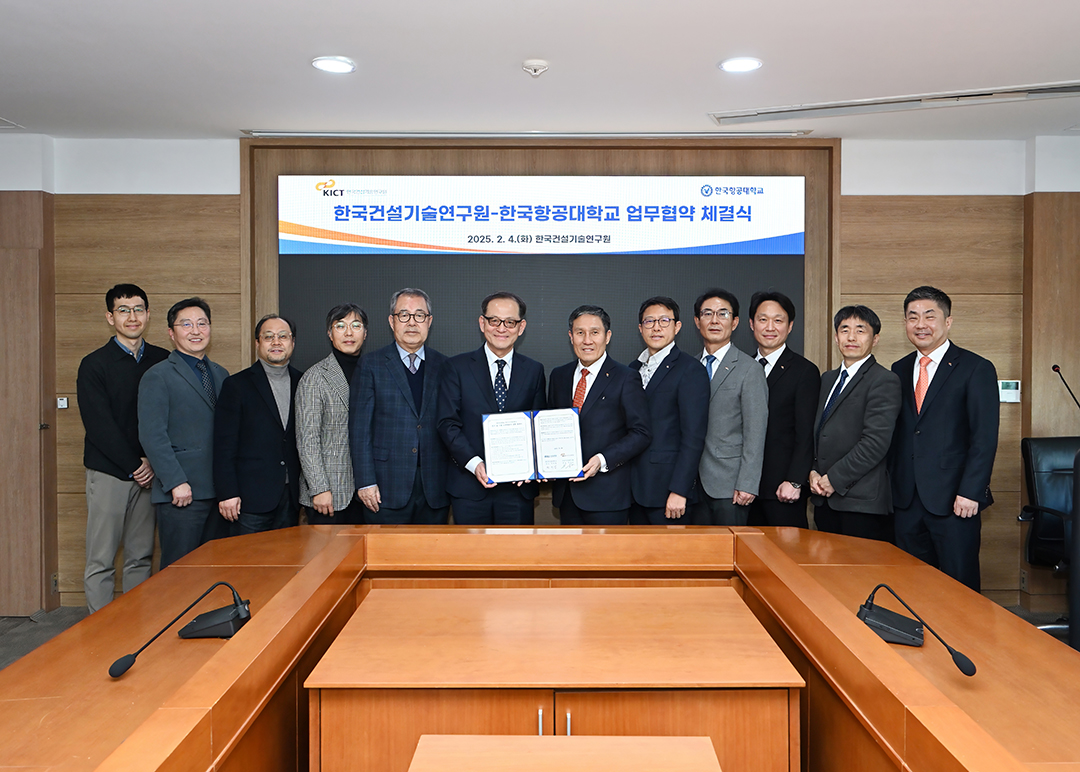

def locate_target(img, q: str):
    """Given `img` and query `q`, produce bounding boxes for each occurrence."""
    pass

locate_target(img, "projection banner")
[279,175,804,256]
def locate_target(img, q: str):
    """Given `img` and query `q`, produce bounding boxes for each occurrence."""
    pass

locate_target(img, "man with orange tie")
[890,286,999,592]
[548,305,651,525]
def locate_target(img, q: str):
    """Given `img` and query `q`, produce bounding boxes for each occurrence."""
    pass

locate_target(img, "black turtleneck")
[333,348,361,383]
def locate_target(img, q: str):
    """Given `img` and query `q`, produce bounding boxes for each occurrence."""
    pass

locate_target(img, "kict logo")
[316,180,343,195]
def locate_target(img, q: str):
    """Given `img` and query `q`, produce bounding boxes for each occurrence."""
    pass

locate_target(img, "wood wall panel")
[840,196,1023,295]
[244,139,839,370]
[53,195,240,295]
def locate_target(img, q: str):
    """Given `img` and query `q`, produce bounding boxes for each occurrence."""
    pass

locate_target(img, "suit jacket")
[759,347,821,499]
[548,355,652,512]
[437,346,547,501]
[811,355,901,515]
[629,346,710,508]
[137,350,229,505]
[890,344,999,515]
[350,344,449,510]
[698,345,769,499]
[213,361,302,514]
[295,353,355,510]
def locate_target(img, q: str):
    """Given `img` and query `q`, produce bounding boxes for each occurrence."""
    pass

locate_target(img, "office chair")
[1018,436,1079,636]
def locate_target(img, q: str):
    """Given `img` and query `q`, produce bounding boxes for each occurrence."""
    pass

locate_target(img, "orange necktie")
[915,355,931,413]
[573,368,589,409]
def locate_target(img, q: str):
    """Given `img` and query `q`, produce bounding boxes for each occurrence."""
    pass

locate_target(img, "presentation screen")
[278,175,805,372]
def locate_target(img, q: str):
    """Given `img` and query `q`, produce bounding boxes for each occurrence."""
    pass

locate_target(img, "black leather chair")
[1018,437,1079,636]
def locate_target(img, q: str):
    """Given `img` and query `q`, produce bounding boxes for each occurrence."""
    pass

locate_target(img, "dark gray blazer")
[138,350,229,505]
[811,355,901,515]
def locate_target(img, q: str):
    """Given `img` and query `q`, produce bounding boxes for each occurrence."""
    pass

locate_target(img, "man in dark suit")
[438,292,547,525]
[890,286,999,591]
[747,291,821,528]
[810,305,901,541]
[138,298,230,568]
[351,288,450,524]
[213,314,303,535]
[548,305,651,526]
[628,296,709,525]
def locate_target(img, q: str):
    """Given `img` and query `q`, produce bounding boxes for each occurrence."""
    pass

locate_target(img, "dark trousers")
[557,492,628,526]
[749,496,809,528]
[692,495,749,526]
[156,498,221,570]
[895,491,982,592]
[813,500,893,543]
[232,486,299,536]
[365,470,449,525]
[305,494,366,525]
[629,501,691,525]
[451,486,535,526]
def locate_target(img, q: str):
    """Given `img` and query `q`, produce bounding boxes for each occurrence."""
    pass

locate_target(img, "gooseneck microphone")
[857,583,976,677]
[1052,365,1080,412]
[109,581,251,678]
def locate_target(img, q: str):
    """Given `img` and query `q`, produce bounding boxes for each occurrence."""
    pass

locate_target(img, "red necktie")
[915,356,931,413]
[573,369,589,409]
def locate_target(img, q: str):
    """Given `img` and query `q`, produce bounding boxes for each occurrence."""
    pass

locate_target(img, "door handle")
[538,708,543,736]
[566,711,571,736]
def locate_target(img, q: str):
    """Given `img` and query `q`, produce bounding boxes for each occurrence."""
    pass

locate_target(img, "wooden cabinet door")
[317,688,554,772]
[554,689,793,772]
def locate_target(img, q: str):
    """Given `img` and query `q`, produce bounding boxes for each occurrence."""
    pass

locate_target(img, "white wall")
[4,136,1080,195]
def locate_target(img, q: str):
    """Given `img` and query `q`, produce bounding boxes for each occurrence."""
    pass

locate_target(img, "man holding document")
[437,292,547,525]
[548,305,652,526]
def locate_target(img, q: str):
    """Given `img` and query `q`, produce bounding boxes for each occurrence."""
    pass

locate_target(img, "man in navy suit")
[438,292,547,525]
[890,286,999,591]
[548,305,651,526]
[628,296,709,525]
[747,291,821,528]
[351,288,450,524]
[213,314,302,535]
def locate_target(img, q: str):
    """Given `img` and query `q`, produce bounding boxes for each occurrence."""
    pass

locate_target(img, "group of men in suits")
[78,281,997,612]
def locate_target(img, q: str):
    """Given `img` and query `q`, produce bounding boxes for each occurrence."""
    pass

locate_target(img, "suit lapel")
[251,363,283,429]
[644,347,678,393]
[385,347,418,416]
[579,357,615,417]
[325,356,350,408]
[820,355,874,428]
[171,351,214,408]
[917,345,961,421]
[710,346,739,394]
[467,347,500,412]
[767,347,793,387]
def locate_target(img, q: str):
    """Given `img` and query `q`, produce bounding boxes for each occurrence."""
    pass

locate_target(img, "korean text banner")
[279,175,804,256]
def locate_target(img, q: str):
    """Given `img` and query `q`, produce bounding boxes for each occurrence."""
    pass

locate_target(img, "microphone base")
[178,603,250,639]
[858,602,924,646]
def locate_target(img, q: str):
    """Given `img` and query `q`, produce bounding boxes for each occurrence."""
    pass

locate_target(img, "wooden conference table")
[0,525,1077,772]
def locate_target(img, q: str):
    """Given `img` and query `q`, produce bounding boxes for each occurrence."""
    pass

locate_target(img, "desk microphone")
[1052,365,1080,412]
[857,583,976,677]
[109,581,251,678]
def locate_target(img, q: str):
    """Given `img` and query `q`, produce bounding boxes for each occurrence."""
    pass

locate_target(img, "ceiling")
[3,0,1080,140]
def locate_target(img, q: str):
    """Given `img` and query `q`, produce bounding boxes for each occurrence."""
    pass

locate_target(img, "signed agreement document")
[482,408,583,483]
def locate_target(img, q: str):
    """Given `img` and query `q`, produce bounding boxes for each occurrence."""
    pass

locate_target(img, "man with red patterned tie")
[890,286,999,592]
[547,305,651,526]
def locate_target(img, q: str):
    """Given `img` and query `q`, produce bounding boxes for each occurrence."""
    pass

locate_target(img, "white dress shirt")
[756,344,786,379]
[912,339,950,391]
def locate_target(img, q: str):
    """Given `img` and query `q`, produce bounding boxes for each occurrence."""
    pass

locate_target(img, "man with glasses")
[629,296,710,525]
[138,298,229,567]
[213,315,303,535]
[350,288,450,524]
[77,283,169,611]
[693,288,768,526]
[438,292,547,525]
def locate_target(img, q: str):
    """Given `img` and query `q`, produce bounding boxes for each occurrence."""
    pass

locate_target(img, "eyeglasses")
[483,316,522,330]
[174,320,210,332]
[113,305,146,316]
[332,320,365,331]
[260,331,293,342]
[698,309,733,321]
[393,311,430,323]
[641,316,675,329]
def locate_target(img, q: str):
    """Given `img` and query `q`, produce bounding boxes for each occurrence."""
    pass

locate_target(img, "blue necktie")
[494,359,507,411]
[818,369,848,433]
[705,354,717,380]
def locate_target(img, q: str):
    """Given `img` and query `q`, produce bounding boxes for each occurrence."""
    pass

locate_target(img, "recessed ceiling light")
[719,57,762,73]
[312,56,356,74]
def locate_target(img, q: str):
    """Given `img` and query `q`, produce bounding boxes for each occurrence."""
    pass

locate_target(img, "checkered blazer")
[296,353,355,510]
